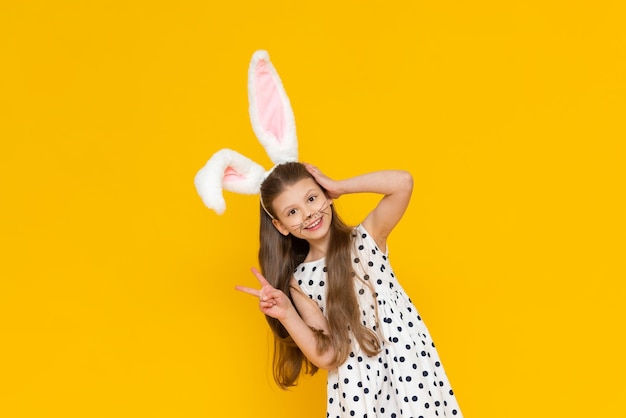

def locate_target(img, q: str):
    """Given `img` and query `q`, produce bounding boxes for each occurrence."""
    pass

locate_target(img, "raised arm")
[305,164,413,251]
[236,268,336,369]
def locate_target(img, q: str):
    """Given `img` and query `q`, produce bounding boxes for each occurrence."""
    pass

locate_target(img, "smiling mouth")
[304,217,322,230]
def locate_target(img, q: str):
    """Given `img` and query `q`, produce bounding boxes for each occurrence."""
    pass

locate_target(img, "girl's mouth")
[305,217,323,231]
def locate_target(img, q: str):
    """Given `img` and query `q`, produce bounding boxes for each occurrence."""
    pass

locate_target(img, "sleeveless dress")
[293,224,462,418]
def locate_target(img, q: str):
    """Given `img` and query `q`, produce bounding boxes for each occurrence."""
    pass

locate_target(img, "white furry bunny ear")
[194,50,300,215]
[194,149,266,215]
[248,50,298,164]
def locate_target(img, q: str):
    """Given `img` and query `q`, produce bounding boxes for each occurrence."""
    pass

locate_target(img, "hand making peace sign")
[235,267,294,321]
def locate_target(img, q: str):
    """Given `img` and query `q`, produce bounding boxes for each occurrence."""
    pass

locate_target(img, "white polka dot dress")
[293,225,462,418]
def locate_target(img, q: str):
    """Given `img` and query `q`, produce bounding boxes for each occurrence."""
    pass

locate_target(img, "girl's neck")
[304,237,329,263]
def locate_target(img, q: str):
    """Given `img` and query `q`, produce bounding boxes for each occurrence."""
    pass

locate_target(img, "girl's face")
[270,177,332,241]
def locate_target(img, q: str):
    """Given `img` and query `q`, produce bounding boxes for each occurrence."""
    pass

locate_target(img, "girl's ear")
[272,219,290,236]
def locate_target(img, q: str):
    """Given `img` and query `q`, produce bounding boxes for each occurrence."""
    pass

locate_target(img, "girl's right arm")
[305,164,413,252]
[236,268,336,369]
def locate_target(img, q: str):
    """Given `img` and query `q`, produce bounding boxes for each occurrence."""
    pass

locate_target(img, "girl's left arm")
[306,165,413,251]
[236,268,337,369]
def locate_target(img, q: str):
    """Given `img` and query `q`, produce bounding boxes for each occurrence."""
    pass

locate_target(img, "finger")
[260,300,276,309]
[250,267,271,287]
[264,287,284,300]
[235,285,261,298]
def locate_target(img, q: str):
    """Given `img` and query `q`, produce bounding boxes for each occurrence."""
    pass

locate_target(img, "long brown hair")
[259,162,381,389]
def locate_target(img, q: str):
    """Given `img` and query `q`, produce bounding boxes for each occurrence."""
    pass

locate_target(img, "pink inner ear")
[223,166,246,182]
[255,60,285,143]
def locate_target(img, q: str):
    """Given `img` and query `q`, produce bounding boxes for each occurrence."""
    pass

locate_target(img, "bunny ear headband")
[194,50,298,215]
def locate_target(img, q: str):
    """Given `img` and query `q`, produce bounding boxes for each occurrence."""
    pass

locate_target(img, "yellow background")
[1,1,625,417]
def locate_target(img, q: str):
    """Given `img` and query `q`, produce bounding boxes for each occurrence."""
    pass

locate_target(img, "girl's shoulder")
[354,223,367,235]
[353,223,389,256]
[353,223,374,241]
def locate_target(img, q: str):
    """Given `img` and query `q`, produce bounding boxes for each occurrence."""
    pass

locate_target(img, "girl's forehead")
[275,178,320,201]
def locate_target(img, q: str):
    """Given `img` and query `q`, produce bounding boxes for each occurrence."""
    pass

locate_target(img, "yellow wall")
[1,1,625,417]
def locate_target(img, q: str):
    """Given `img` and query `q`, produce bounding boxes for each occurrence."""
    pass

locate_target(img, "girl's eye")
[308,195,316,202]
[287,209,297,216]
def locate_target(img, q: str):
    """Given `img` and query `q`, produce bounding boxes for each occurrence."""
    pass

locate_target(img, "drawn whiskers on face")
[291,199,332,233]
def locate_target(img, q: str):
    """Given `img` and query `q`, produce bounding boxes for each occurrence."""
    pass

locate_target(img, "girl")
[236,161,463,418]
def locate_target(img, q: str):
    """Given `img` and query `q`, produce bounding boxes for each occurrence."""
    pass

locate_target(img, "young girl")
[194,50,462,418]
[236,161,463,418]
